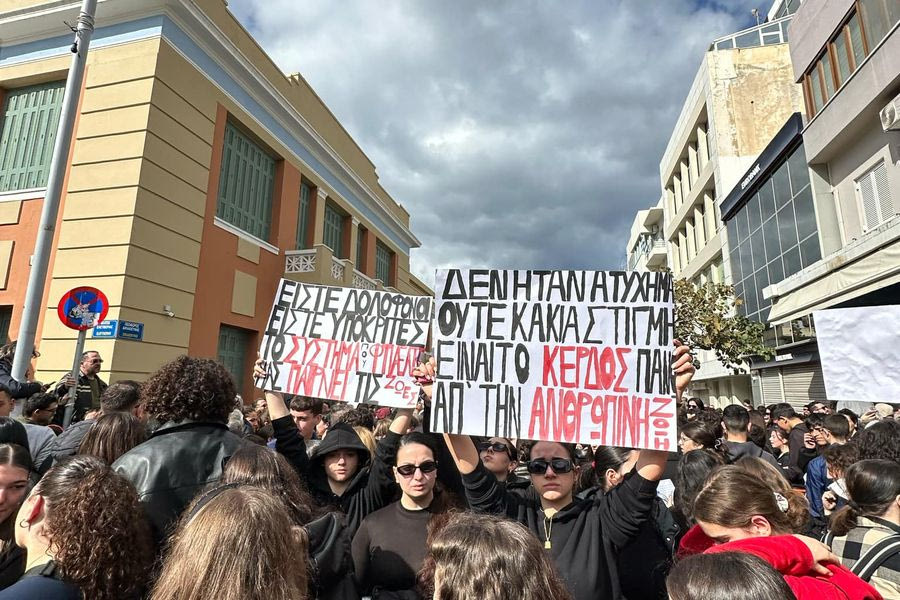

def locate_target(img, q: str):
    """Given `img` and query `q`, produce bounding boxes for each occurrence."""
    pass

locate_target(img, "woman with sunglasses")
[351,432,458,599]
[477,437,527,490]
[416,342,696,600]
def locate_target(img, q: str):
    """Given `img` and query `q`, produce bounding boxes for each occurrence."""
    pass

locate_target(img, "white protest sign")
[430,269,677,451]
[255,279,432,407]
[814,305,900,403]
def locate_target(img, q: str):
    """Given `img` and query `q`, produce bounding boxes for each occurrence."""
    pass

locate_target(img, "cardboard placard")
[430,269,677,450]
[256,279,432,407]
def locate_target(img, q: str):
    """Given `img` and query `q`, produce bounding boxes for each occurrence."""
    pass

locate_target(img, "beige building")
[657,14,804,407]
[0,0,429,398]
[625,198,667,272]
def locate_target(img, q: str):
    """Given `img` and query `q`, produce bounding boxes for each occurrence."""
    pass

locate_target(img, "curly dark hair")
[855,420,900,463]
[334,405,376,430]
[141,356,236,423]
[37,455,153,599]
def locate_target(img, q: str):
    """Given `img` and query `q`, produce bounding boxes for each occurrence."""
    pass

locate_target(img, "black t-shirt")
[351,501,432,599]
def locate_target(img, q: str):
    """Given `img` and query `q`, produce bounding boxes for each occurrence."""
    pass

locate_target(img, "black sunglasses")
[396,460,438,477]
[477,441,514,458]
[526,458,574,475]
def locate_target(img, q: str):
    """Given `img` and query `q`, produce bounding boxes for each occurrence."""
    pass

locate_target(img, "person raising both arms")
[254,359,414,538]
[416,341,696,600]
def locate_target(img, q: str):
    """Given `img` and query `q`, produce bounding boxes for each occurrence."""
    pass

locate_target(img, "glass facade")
[726,142,822,330]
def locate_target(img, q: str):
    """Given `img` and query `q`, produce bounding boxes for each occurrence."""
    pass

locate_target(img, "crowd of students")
[0,337,898,599]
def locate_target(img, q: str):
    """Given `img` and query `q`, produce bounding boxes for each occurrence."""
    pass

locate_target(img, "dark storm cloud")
[231,0,762,283]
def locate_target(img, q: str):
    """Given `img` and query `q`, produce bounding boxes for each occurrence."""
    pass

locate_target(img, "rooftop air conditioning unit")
[880,94,900,131]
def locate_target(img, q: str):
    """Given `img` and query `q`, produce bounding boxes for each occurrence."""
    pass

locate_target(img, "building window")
[0,82,65,192]
[0,306,11,345]
[296,182,311,249]
[727,143,820,325]
[356,224,366,268]
[803,2,899,117]
[217,324,252,393]
[855,160,894,231]
[375,241,393,285]
[216,121,276,241]
[323,203,344,257]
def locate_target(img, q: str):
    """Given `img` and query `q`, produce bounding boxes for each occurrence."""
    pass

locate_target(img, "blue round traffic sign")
[57,287,109,331]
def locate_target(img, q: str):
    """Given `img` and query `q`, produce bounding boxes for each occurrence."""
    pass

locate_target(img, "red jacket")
[678,526,883,600]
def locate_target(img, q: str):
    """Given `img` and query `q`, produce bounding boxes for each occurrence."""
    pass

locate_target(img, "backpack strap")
[823,529,835,547]
[852,534,900,582]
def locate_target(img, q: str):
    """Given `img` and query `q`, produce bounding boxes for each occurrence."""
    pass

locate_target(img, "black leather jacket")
[112,420,245,543]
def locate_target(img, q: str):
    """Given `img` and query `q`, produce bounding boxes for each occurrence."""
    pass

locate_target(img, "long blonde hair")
[151,485,308,600]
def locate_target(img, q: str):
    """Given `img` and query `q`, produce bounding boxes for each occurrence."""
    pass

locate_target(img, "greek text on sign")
[430,269,677,451]
[256,279,432,408]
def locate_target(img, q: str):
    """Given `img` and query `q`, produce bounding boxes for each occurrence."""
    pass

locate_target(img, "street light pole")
[10,0,98,382]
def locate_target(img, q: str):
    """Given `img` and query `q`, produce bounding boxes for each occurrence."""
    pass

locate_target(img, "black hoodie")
[301,422,402,537]
[462,461,658,600]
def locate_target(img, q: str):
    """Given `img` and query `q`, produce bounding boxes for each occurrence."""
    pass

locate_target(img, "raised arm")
[254,359,308,475]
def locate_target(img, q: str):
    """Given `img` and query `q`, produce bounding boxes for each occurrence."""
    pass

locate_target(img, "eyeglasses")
[477,441,514,458]
[396,460,438,477]
[526,458,574,475]
[687,404,698,410]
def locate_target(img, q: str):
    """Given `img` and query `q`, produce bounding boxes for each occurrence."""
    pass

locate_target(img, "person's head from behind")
[821,414,849,445]
[679,421,717,453]
[733,456,792,498]
[824,442,859,481]
[856,419,900,463]
[142,356,235,424]
[477,437,518,480]
[429,512,572,600]
[526,441,579,507]
[592,446,638,492]
[0,417,29,450]
[0,444,31,526]
[830,459,900,537]
[22,392,58,425]
[16,455,153,599]
[77,412,147,465]
[354,426,376,459]
[693,465,808,543]
[721,404,750,438]
[222,444,313,525]
[673,448,725,529]
[100,380,144,420]
[395,432,439,506]
[152,485,308,600]
[289,395,323,440]
[769,403,799,432]
[666,552,796,600]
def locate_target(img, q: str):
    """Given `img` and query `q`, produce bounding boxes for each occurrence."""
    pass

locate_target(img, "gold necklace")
[543,515,553,549]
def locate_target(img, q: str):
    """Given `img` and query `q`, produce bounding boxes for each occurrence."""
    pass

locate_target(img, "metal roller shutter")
[781,363,827,406]
[760,368,784,404]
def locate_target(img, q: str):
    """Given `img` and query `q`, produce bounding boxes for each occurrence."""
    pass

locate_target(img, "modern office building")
[0,0,429,398]
[728,0,899,406]
[657,14,804,407]
[625,197,667,272]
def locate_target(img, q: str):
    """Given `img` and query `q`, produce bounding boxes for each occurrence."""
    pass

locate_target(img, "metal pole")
[62,329,86,428]
[9,0,98,382]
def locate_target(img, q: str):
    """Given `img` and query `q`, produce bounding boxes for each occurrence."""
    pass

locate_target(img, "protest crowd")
[0,300,898,600]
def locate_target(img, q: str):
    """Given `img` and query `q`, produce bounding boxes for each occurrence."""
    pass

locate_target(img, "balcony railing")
[352,269,377,290]
[711,15,792,51]
[285,249,316,273]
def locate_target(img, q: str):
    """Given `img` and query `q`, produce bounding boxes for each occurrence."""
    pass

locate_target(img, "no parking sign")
[57,286,109,330]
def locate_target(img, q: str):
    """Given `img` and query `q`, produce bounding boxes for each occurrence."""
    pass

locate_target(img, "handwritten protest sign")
[814,305,900,404]
[430,269,677,450]
[256,279,432,408]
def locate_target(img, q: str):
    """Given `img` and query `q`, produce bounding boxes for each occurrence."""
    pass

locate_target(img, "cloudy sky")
[232,1,764,285]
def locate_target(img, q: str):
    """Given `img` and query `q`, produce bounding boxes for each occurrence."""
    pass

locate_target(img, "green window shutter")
[356,224,365,268]
[217,324,251,393]
[216,122,275,241]
[323,203,344,256]
[0,306,11,345]
[375,241,392,285]
[296,183,310,249]
[0,81,65,192]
